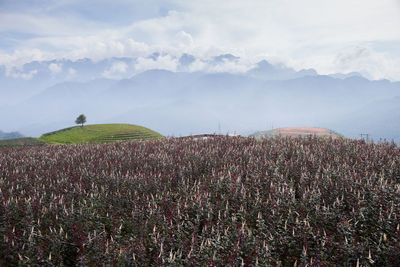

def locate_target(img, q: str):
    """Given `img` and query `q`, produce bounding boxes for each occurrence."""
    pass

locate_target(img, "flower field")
[1,136,400,266]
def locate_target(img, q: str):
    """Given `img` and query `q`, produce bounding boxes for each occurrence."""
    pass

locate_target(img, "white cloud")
[135,54,178,72]
[48,63,62,73]
[174,31,194,47]
[0,13,95,36]
[208,60,254,74]
[102,61,129,79]
[0,0,400,80]
[184,57,255,74]
[6,68,38,80]
[67,38,150,61]
[68,68,76,75]
[331,47,400,80]
[284,45,400,81]
[186,59,207,72]
[0,49,47,68]
[0,38,151,68]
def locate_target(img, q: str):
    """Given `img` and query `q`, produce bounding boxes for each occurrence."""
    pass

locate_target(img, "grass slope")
[38,124,163,144]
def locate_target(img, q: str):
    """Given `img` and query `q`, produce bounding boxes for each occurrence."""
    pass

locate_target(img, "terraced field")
[92,131,160,143]
[38,124,163,144]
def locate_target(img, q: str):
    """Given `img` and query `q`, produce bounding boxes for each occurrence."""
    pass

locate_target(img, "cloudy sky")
[1,0,400,80]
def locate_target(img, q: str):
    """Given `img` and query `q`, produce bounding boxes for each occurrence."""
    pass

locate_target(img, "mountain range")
[1,54,399,142]
[0,130,24,140]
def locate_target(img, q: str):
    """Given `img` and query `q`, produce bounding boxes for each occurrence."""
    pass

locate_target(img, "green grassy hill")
[38,124,163,144]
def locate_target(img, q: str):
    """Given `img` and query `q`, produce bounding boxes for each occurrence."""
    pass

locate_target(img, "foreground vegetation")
[38,124,163,144]
[0,136,399,265]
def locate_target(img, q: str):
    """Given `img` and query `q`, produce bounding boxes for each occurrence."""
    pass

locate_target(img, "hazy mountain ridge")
[1,56,399,141]
[0,130,24,140]
[248,60,319,81]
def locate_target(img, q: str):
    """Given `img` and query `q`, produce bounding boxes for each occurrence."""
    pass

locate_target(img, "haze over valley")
[1,56,399,142]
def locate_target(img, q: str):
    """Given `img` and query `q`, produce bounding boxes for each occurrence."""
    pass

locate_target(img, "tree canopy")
[75,114,86,127]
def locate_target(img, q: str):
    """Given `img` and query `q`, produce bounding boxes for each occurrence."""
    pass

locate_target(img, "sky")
[1,0,400,80]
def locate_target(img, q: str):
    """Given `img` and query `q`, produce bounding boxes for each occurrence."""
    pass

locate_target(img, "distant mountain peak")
[248,60,318,80]
[256,60,275,69]
[179,54,196,67]
[213,54,240,63]
[0,130,24,140]
[329,72,363,79]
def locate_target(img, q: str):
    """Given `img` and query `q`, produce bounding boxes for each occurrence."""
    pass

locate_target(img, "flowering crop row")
[0,137,400,266]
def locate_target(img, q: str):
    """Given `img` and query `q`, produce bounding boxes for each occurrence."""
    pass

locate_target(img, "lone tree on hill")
[75,114,86,127]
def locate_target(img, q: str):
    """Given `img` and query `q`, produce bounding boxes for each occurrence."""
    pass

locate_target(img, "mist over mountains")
[1,54,399,142]
[0,130,24,140]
